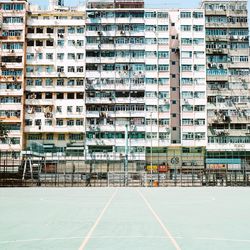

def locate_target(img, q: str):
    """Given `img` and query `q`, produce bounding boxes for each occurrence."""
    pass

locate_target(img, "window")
[57,53,64,60]
[181,65,192,71]
[45,93,52,99]
[47,28,54,34]
[35,79,42,86]
[68,40,76,46]
[158,65,169,72]
[57,66,64,73]
[193,12,203,18]
[76,106,83,113]
[181,51,192,59]
[57,79,64,86]
[36,27,43,33]
[194,105,205,111]
[193,25,204,32]
[46,79,53,86]
[45,119,52,126]
[77,66,84,72]
[2,3,24,11]
[56,106,62,113]
[46,40,54,46]
[76,80,84,86]
[56,93,64,99]
[58,134,65,140]
[67,93,74,99]
[76,120,83,126]
[68,27,75,34]
[182,119,193,125]
[67,120,74,126]
[181,38,192,45]
[194,119,205,125]
[36,40,43,46]
[158,51,169,59]
[25,119,32,126]
[195,132,205,140]
[183,132,194,140]
[56,119,63,126]
[27,53,34,60]
[180,12,191,18]
[77,27,84,33]
[46,53,53,60]
[69,134,83,141]
[46,134,54,140]
[58,40,64,46]
[181,25,191,31]
[68,53,75,60]
[67,106,73,113]
[76,93,84,99]
[145,12,156,18]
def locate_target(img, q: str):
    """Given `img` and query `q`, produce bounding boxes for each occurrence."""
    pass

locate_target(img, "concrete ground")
[0,187,250,250]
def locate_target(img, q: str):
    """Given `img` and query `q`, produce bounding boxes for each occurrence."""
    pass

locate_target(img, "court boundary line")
[78,189,118,250]
[3,235,250,245]
[137,190,181,250]
[196,236,250,243]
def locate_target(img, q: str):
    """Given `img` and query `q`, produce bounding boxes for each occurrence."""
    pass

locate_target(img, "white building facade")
[0,0,248,173]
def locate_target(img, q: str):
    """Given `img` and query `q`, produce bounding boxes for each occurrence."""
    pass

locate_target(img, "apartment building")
[84,0,206,171]
[201,0,250,169]
[24,2,86,161]
[0,0,28,169]
[0,0,248,174]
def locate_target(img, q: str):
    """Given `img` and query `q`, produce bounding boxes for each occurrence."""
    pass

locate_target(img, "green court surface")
[1,188,250,250]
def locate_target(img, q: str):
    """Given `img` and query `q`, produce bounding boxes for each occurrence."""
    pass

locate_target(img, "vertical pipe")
[125,124,128,186]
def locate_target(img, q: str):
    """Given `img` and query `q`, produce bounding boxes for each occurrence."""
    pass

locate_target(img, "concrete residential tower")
[0,0,249,177]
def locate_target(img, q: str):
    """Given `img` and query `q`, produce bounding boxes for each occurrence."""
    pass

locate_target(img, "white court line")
[78,190,118,250]
[0,235,184,244]
[3,235,250,245]
[137,190,181,250]
[0,237,82,244]
[196,237,250,243]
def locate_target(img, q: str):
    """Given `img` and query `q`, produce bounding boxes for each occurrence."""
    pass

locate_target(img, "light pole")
[150,112,153,187]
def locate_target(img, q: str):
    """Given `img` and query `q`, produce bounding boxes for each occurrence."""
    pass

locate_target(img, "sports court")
[0,188,250,250]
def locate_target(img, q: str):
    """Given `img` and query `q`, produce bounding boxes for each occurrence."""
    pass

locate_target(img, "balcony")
[206,74,228,81]
[25,99,54,106]
[26,33,54,39]
[1,62,24,69]
[55,112,84,119]
[24,125,84,133]
[0,36,23,42]
[85,97,114,104]
[205,9,227,16]
[206,22,248,29]
[0,89,23,96]
[27,19,85,27]
[206,48,229,55]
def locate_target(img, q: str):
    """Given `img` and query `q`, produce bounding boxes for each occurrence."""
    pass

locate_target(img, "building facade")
[0,0,28,169]
[0,0,249,174]
[202,0,250,171]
